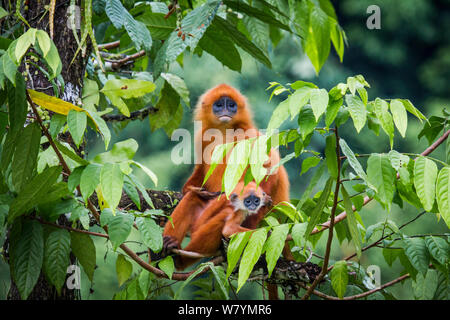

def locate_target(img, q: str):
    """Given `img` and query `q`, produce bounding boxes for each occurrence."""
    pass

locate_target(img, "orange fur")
[163,84,291,283]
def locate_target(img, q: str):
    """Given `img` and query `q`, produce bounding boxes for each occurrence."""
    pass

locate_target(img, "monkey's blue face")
[243,194,261,212]
[212,96,238,122]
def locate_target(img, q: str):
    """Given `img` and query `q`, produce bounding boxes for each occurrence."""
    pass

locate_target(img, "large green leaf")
[100,79,156,117]
[10,220,44,299]
[212,16,271,68]
[8,166,62,222]
[331,260,348,299]
[414,156,438,212]
[116,254,133,287]
[80,163,102,202]
[412,270,438,300]
[136,217,163,253]
[226,231,251,278]
[305,6,331,74]
[93,139,138,164]
[70,231,96,281]
[345,94,366,133]
[43,228,71,294]
[436,167,450,228]
[288,86,312,119]
[160,73,190,107]
[198,24,242,72]
[7,73,27,135]
[367,153,396,209]
[267,99,290,130]
[11,122,41,193]
[159,256,175,280]
[403,237,430,275]
[298,105,317,139]
[100,163,124,213]
[373,98,394,148]
[67,109,87,147]
[425,236,449,266]
[310,88,329,121]
[237,228,268,291]
[224,139,252,195]
[390,99,408,137]
[136,11,176,40]
[325,134,338,178]
[265,224,290,277]
[105,210,134,250]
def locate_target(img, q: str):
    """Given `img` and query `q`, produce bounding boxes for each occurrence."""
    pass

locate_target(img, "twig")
[98,40,121,50]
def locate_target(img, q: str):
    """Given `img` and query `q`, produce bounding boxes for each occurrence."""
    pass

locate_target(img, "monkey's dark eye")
[244,198,252,206]
[227,101,237,112]
[254,198,260,205]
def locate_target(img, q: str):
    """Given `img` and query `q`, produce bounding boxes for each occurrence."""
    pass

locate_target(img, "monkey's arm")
[182,164,205,194]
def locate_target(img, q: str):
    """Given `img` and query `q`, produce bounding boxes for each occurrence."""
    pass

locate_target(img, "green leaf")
[425,236,449,266]
[106,210,134,250]
[70,232,96,281]
[100,163,124,213]
[80,164,101,202]
[43,228,71,294]
[382,247,401,267]
[390,99,408,137]
[213,16,271,68]
[36,30,51,57]
[67,166,85,193]
[436,167,450,228]
[345,95,366,133]
[67,109,87,147]
[373,98,394,148]
[339,139,375,191]
[160,73,190,107]
[131,160,158,187]
[136,217,163,253]
[403,237,430,275]
[100,79,156,117]
[224,139,252,196]
[305,6,331,74]
[310,88,329,121]
[412,270,438,300]
[116,254,133,287]
[414,156,438,212]
[237,228,268,291]
[331,260,348,299]
[400,99,426,122]
[10,220,44,299]
[305,177,333,240]
[8,166,62,222]
[15,28,36,62]
[341,186,362,258]
[136,11,176,40]
[226,231,251,278]
[198,23,242,72]
[7,72,27,135]
[267,99,290,130]
[298,105,317,139]
[301,156,321,175]
[296,161,326,211]
[325,134,338,178]
[49,114,66,139]
[149,80,180,132]
[325,97,343,128]
[265,224,290,277]
[288,86,311,119]
[159,256,175,280]
[85,109,111,150]
[367,153,396,209]
[11,122,41,193]
[93,139,138,164]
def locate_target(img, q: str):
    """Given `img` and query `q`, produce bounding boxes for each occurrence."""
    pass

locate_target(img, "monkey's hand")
[162,236,180,257]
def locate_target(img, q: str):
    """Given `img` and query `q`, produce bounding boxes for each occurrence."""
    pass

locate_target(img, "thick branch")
[101,106,158,122]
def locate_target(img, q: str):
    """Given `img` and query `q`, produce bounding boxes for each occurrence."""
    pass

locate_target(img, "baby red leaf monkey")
[175,181,272,270]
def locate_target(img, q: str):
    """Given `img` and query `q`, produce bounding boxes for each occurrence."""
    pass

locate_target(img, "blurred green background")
[80,0,449,300]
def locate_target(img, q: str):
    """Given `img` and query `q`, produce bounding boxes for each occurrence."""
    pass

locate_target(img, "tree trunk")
[6,0,90,300]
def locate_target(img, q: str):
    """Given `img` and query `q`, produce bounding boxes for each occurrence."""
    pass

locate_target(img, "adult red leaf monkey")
[175,181,272,269]
[163,84,290,253]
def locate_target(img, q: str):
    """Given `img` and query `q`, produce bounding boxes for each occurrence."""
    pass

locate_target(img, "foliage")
[0,0,448,301]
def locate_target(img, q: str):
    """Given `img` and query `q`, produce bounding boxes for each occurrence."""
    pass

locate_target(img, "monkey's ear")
[230,193,238,201]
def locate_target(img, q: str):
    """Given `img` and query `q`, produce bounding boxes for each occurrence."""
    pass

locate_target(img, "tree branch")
[101,105,158,122]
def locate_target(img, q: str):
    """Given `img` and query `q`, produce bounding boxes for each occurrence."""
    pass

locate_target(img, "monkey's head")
[230,182,272,216]
[195,84,254,129]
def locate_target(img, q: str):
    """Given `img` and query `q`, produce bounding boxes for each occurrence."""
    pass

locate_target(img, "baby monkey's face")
[230,183,272,215]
